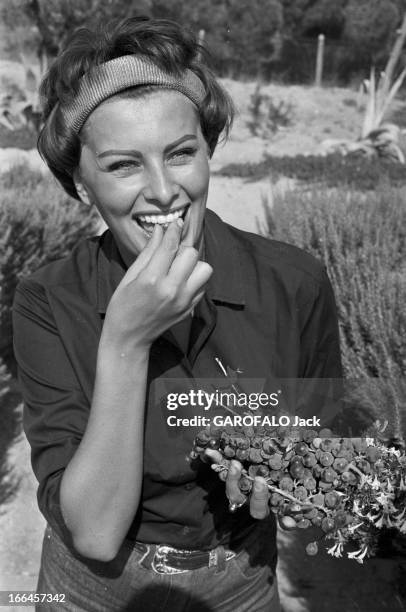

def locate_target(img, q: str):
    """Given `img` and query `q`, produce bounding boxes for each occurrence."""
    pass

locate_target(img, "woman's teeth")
[136,206,187,232]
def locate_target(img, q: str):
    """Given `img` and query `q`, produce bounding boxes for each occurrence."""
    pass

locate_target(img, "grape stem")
[215,464,328,515]
[347,463,366,480]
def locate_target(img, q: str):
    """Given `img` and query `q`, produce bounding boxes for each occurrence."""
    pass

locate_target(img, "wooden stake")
[315,34,325,87]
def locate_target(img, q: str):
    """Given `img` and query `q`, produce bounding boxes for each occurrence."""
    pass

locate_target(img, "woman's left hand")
[203,449,270,520]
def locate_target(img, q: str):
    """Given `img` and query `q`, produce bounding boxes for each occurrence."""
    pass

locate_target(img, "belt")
[132,541,237,574]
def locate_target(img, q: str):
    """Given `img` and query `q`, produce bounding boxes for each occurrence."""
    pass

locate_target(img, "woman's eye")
[108,160,141,172]
[170,148,197,163]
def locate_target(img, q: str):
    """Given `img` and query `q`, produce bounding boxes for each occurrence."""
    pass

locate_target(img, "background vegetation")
[0,166,98,504]
[262,181,406,442]
[3,0,406,83]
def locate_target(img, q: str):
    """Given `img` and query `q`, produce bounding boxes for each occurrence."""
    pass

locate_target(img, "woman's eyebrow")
[97,134,198,159]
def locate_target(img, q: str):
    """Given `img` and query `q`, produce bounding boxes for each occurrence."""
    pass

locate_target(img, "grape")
[269,469,283,482]
[303,476,317,491]
[306,541,319,556]
[251,436,263,449]
[295,442,309,456]
[319,428,333,438]
[268,454,283,470]
[333,457,348,473]
[319,481,333,491]
[302,453,317,468]
[312,464,324,478]
[224,445,236,458]
[321,517,335,532]
[334,511,348,528]
[297,518,311,529]
[236,437,250,450]
[257,465,270,478]
[340,439,354,452]
[249,448,263,463]
[290,462,305,479]
[321,467,337,482]
[312,515,323,527]
[302,467,313,480]
[319,452,334,467]
[239,476,252,494]
[303,430,318,444]
[195,433,211,447]
[303,507,318,520]
[243,426,255,438]
[293,486,308,501]
[311,437,322,449]
[340,471,357,485]
[236,448,249,462]
[352,438,368,453]
[248,465,261,478]
[270,492,284,507]
[320,438,334,452]
[324,491,340,509]
[279,476,294,492]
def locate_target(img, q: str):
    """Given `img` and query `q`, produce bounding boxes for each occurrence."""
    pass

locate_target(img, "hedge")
[263,182,406,441]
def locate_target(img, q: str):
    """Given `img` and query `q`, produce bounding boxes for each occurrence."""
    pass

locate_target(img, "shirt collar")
[96,209,246,314]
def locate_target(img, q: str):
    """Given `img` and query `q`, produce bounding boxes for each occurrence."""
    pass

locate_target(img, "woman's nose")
[142,164,180,208]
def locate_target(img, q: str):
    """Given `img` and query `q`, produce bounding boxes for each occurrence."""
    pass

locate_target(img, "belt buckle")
[151,545,189,575]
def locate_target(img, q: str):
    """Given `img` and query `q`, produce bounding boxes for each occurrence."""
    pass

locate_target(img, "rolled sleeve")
[13,279,90,543]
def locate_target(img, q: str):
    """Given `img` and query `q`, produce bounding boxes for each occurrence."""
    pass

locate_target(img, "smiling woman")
[73,90,210,265]
[12,14,341,612]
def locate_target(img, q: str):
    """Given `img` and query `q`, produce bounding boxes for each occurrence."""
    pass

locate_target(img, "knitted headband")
[58,55,207,134]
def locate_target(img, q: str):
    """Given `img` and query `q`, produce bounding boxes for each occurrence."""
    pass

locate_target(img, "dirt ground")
[1,69,406,611]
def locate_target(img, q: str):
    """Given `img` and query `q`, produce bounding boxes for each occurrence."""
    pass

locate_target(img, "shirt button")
[184,483,195,490]
[182,526,190,535]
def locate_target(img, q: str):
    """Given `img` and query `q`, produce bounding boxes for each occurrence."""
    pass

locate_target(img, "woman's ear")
[73,169,92,206]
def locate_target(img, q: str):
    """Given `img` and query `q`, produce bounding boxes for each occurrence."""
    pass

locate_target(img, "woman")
[13,16,342,612]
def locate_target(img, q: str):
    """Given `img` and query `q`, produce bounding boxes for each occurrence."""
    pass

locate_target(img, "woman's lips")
[134,204,190,234]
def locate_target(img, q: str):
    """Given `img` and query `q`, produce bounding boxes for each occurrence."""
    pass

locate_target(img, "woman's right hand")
[102,219,213,350]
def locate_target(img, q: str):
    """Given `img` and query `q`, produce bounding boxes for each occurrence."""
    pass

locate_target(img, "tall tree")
[3,0,153,58]
[343,0,400,65]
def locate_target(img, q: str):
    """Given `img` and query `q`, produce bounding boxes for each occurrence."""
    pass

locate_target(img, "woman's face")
[74,90,210,267]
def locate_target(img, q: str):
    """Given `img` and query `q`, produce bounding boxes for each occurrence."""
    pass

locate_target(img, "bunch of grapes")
[190,424,406,562]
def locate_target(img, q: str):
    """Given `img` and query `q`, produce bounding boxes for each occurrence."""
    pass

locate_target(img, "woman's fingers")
[203,452,270,520]
[168,246,199,284]
[185,261,213,295]
[225,460,247,506]
[202,448,223,464]
[143,219,184,279]
[250,477,270,519]
[120,224,163,285]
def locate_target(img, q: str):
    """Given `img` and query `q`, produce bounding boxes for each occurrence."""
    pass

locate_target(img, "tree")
[343,0,401,66]
[152,0,284,76]
[301,0,346,39]
[2,0,153,58]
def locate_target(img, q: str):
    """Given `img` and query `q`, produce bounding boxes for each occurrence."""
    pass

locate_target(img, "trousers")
[36,522,281,612]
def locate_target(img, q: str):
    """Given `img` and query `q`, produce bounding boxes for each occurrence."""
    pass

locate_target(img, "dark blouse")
[12,209,342,553]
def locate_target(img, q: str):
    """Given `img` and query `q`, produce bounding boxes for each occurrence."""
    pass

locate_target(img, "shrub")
[218,152,406,190]
[0,125,38,150]
[262,183,406,440]
[0,165,99,369]
[247,85,294,137]
[0,359,22,506]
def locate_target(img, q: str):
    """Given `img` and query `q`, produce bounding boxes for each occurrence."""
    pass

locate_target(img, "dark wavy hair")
[38,16,234,200]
